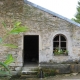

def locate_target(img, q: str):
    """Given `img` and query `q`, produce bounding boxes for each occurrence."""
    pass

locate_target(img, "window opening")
[53,34,68,55]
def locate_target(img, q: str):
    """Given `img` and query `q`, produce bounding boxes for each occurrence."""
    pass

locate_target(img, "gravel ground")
[44,73,80,80]
[0,73,80,80]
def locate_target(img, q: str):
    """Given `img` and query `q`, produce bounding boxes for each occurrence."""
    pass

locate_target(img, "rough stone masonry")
[0,0,80,74]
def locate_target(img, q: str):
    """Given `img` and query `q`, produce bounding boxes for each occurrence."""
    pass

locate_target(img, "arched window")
[53,34,68,55]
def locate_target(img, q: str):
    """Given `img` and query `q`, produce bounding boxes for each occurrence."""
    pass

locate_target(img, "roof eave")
[24,0,80,27]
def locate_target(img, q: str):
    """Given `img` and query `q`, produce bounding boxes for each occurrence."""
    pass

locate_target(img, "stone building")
[23,0,80,64]
[0,0,80,73]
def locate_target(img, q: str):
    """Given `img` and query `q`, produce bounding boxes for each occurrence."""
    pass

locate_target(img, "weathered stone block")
[15,67,22,71]
[77,64,80,72]
[61,60,73,64]
[70,64,78,73]
[15,62,23,66]
[57,66,70,74]
[40,64,70,74]
[53,64,71,74]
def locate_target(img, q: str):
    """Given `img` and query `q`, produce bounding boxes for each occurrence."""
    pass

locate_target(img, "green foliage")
[0,62,10,76]
[72,0,80,23]
[14,21,21,27]
[0,70,10,76]
[9,26,28,34]
[43,69,55,77]
[54,47,63,55]
[37,68,56,78]
[1,21,28,47]
[0,62,10,72]
[3,54,14,66]
[2,21,7,29]
[54,47,68,55]
[9,21,28,34]
[0,21,28,77]
[3,44,18,48]
[0,54,14,76]
[2,21,28,35]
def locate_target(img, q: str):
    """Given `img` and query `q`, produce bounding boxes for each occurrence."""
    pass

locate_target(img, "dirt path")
[43,73,80,80]
[26,73,80,80]
[1,73,80,80]
[19,73,80,80]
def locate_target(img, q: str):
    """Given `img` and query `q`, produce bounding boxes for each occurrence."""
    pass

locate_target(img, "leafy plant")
[72,0,80,23]
[3,54,14,65]
[37,68,56,78]
[63,50,68,55]
[54,47,68,55]
[0,54,14,76]
[0,62,10,76]
[0,21,28,77]
[9,26,28,34]
[3,44,18,49]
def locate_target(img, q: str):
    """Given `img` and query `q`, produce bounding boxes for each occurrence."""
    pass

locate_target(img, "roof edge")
[24,0,80,27]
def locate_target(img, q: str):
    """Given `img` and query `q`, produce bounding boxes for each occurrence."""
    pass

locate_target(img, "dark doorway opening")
[23,35,39,65]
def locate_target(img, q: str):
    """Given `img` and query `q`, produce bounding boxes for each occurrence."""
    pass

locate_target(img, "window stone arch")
[53,34,68,55]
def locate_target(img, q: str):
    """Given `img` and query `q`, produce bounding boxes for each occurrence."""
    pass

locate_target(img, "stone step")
[21,66,38,78]
[21,74,37,78]
[21,71,38,78]
[22,71,37,75]
[22,67,38,71]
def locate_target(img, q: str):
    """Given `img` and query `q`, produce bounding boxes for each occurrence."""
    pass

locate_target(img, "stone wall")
[23,3,80,64]
[0,0,24,73]
[0,0,80,74]
[40,63,80,74]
